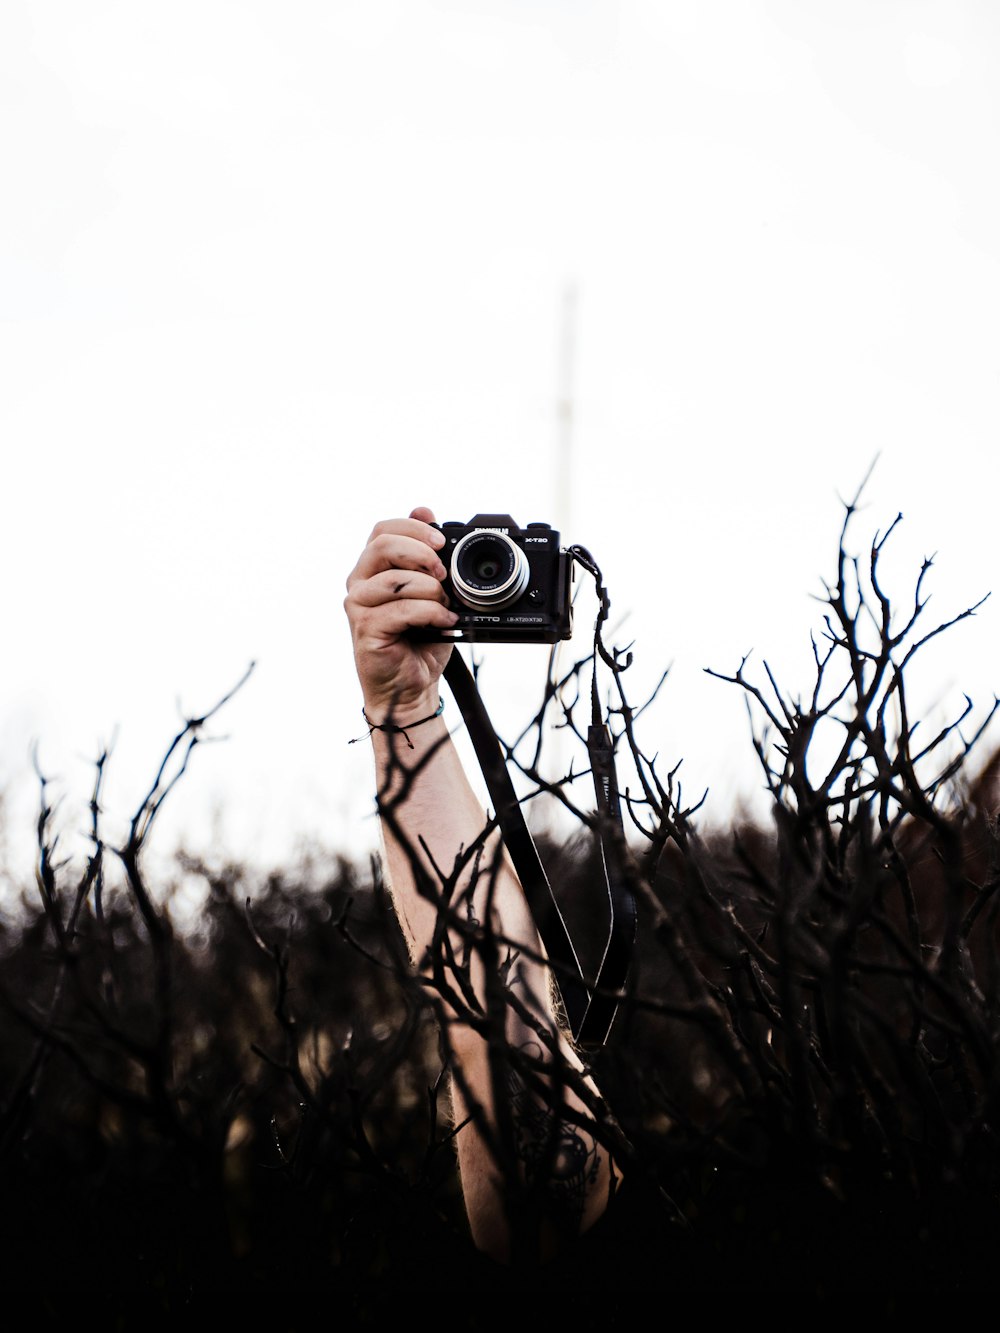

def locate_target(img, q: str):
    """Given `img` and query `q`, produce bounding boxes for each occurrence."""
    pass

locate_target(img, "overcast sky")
[2,0,998,895]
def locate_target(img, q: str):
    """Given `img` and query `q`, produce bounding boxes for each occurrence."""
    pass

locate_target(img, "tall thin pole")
[554,282,577,535]
[540,283,578,838]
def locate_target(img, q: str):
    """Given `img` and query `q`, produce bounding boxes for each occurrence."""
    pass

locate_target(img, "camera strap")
[443,596,636,1049]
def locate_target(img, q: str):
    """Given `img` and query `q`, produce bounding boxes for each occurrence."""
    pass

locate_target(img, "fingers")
[352,596,459,640]
[349,525,447,588]
[369,513,442,548]
[349,568,450,611]
[346,571,458,639]
[344,508,463,646]
[345,514,459,642]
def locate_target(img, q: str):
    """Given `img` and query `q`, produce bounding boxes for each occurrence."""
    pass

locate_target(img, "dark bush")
[2,479,998,1310]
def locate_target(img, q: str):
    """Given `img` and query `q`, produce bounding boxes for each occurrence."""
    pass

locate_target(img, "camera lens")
[451,529,530,610]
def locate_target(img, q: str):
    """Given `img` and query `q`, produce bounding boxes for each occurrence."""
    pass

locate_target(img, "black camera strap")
[443,621,636,1049]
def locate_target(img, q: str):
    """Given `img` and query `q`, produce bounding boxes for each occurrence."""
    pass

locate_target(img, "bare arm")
[344,507,619,1263]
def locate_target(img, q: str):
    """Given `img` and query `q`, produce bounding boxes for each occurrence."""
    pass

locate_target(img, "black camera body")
[420,513,574,644]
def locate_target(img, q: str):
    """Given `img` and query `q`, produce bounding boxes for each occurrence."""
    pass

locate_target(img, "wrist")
[361,690,444,733]
[357,696,446,754]
[360,687,445,751]
[364,696,443,729]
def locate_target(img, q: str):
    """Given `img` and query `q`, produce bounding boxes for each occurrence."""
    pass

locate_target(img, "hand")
[344,506,460,722]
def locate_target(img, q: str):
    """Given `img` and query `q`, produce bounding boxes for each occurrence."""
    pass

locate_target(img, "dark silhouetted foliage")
[2,481,999,1315]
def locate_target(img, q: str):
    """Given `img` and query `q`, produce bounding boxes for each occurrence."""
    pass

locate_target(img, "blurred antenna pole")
[553,282,577,535]
[537,282,578,838]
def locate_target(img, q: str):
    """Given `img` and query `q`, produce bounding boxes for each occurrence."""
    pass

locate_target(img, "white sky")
[2,1,998,894]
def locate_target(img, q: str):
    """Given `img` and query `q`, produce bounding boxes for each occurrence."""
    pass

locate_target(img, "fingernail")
[429,528,446,548]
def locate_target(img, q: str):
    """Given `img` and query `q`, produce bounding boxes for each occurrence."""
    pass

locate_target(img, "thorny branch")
[3,475,1000,1288]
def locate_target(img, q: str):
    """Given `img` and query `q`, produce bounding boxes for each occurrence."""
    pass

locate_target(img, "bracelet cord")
[351,697,445,749]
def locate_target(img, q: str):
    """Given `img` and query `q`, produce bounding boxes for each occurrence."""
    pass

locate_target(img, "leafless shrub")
[1,474,998,1300]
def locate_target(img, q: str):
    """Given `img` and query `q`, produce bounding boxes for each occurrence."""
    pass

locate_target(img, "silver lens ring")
[451,529,530,610]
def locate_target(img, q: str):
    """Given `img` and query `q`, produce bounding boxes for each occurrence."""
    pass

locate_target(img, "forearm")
[366,693,618,1261]
[367,700,551,1032]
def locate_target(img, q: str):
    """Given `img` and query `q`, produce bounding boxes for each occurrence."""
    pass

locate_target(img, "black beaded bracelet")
[350,697,445,749]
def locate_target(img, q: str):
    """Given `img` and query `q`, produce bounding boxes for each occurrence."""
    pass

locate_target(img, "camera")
[418,513,574,643]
